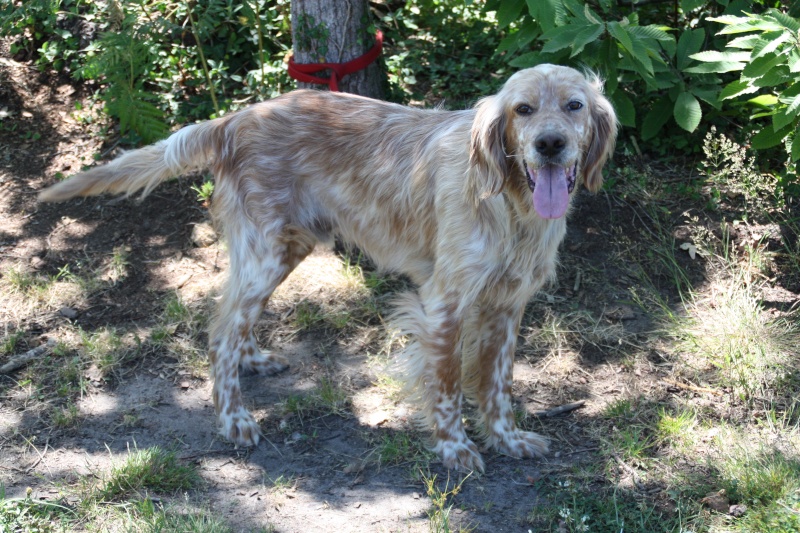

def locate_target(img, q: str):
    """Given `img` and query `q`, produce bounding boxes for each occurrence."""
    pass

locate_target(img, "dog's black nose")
[535,133,566,157]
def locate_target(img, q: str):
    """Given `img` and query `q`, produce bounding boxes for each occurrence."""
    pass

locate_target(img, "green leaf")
[773,104,799,131]
[508,51,545,68]
[692,87,722,110]
[750,123,792,149]
[712,17,784,35]
[719,79,759,100]
[689,50,751,63]
[742,53,786,79]
[497,24,540,53]
[751,31,791,59]
[540,24,588,54]
[782,93,800,114]
[793,124,800,162]
[684,61,745,74]
[748,94,779,107]
[516,23,541,48]
[680,0,706,12]
[628,24,674,42]
[766,9,800,33]
[753,66,790,88]
[583,3,602,24]
[707,15,749,26]
[607,21,634,55]
[527,0,559,31]
[642,96,673,140]
[787,49,800,73]
[611,91,636,127]
[497,33,521,54]
[726,34,763,50]
[674,92,702,132]
[498,0,525,29]
[782,83,800,99]
[570,24,604,57]
[676,28,705,70]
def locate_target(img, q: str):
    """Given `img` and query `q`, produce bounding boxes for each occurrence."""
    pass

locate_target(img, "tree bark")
[290,0,384,98]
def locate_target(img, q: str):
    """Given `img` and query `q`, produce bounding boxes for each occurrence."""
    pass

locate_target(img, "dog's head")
[469,64,618,219]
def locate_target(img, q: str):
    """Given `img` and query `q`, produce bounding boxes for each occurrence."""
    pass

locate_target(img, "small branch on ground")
[662,377,723,396]
[0,339,56,374]
[534,400,586,418]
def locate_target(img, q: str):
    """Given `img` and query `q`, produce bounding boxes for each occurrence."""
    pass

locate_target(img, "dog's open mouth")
[524,161,577,220]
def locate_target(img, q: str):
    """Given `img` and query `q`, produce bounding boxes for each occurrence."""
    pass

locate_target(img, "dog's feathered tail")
[38,119,226,202]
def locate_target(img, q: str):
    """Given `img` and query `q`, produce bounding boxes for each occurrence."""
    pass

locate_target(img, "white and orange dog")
[40,64,617,471]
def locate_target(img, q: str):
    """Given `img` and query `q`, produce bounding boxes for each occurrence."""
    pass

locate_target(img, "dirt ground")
[2,49,798,532]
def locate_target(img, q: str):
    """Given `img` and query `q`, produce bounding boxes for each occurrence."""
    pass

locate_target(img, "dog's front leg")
[414,295,485,472]
[474,304,549,459]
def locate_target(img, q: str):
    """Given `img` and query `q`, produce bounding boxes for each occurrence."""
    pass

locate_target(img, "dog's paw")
[219,407,262,447]
[492,429,549,458]
[240,350,289,375]
[435,438,485,473]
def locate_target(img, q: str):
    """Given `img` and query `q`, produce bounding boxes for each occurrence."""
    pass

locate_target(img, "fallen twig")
[534,400,586,418]
[662,377,723,396]
[0,340,55,374]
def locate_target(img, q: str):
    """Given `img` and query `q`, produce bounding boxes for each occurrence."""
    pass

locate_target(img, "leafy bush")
[1,0,294,142]
[490,0,800,190]
[693,9,800,190]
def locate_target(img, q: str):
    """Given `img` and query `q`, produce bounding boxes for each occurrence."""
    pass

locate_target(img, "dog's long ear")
[468,96,509,203]
[582,84,618,193]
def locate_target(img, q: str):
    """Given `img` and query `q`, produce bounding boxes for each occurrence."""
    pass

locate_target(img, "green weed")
[282,376,349,419]
[96,446,200,501]
[713,436,800,532]
[372,432,431,467]
[51,402,80,429]
[80,328,129,378]
[190,178,215,205]
[0,330,24,355]
[422,471,472,533]
[292,300,324,330]
[675,282,797,401]
[0,484,76,533]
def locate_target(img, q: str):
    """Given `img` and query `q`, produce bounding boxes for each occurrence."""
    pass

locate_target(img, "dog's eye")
[567,100,584,111]
[515,104,534,115]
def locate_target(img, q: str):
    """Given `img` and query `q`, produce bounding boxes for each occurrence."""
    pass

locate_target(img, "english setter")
[40,64,617,472]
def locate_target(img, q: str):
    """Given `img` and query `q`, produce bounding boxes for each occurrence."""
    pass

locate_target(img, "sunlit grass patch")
[95,446,201,501]
[370,431,433,469]
[655,407,698,451]
[150,292,208,375]
[113,497,235,533]
[79,327,132,378]
[3,266,52,295]
[51,401,80,429]
[709,430,800,532]
[527,472,698,533]
[523,308,629,366]
[672,280,797,401]
[0,485,77,532]
[274,250,403,347]
[281,376,350,420]
[0,329,25,355]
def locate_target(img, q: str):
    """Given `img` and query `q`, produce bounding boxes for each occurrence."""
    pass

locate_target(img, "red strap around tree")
[287,30,383,92]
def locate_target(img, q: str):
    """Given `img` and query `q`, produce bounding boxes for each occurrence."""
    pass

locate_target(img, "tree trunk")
[290,0,384,98]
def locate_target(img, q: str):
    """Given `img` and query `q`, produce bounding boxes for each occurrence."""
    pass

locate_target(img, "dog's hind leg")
[209,221,315,447]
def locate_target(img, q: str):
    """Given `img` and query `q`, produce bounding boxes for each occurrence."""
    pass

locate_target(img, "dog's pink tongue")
[532,165,569,219]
